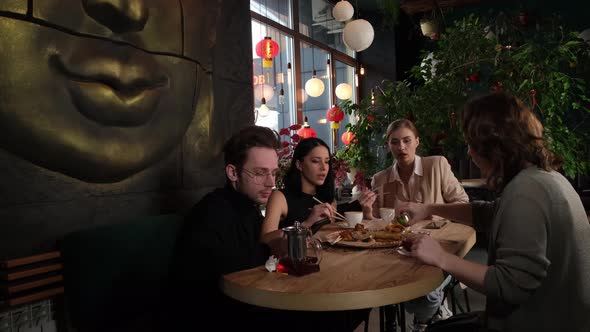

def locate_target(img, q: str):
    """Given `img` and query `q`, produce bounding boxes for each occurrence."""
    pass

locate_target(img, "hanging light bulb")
[326,58,331,80]
[332,0,354,22]
[254,83,275,102]
[287,62,292,86]
[305,70,325,97]
[360,65,365,76]
[335,83,353,100]
[279,85,285,105]
[343,19,374,52]
[259,97,270,117]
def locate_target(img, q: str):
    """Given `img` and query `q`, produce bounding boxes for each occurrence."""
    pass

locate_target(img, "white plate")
[396,247,412,256]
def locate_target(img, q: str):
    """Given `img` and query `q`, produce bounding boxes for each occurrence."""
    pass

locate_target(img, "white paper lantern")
[335,83,353,100]
[253,84,275,102]
[333,0,354,22]
[305,76,325,97]
[343,19,374,52]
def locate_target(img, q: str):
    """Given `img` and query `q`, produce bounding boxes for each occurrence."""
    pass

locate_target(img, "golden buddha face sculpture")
[0,0,219,182]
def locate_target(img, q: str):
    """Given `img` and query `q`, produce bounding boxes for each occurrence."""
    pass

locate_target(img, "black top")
[280,189,317,229]
[168,185,269,329]
[280,189,363,229]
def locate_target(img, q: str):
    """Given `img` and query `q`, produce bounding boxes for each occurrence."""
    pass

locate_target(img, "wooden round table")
[221,220,476,311]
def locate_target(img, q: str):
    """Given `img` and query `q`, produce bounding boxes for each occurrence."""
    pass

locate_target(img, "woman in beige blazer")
[361,119,468,220]
[360,119,468,331]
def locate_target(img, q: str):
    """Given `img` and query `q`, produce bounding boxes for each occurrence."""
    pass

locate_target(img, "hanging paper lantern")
[327,105,345,130]
[253,83,275,102]
[326,105,344,122]
[304,70,325,97]
[297,117,317,139]
[332,0,354,22]
[335,83,353,100]
[341,131,355,145]
[255,37,280,68]
[343,19,374,52]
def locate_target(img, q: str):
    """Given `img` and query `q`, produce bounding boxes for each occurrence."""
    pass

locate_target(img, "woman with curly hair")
[398,92,590,332]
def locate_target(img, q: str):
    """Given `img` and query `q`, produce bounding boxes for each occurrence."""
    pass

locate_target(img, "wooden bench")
[1,251,64,310]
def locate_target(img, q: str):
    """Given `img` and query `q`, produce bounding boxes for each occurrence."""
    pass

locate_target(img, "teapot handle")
[307,228,323,264]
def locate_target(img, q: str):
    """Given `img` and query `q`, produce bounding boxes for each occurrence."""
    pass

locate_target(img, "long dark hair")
[462,92,562,192]
[283,138,335,203]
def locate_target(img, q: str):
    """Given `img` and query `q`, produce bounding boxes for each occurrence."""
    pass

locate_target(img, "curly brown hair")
[462,92,562,192]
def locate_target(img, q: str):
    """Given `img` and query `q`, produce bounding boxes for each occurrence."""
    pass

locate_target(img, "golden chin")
[0,19,203,183]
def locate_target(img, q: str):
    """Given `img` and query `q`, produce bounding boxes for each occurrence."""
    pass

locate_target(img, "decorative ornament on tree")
[255,37,280,68]
[492,81,503,92]
[297,116,317,139]
[341,131,355,145]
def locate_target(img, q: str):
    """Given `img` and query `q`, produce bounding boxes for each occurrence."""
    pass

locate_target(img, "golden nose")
[83,0,149,33]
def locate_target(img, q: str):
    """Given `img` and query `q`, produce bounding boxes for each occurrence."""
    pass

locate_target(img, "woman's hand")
[358,190,376,219]
[410,233,448,268]
[396,201,430,225]
[304,203,334,227]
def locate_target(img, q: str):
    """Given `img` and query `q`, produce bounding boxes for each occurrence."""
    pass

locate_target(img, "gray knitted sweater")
[472,167,590,332]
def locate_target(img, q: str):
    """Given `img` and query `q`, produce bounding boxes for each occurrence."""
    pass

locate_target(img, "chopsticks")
[371,188,391,195]
[312,196,347,221]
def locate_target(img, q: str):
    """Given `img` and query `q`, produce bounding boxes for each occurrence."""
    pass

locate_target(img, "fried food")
[385,223,405,233]
[373,231,402,241]
[339,229,354,241]
[354,223,367,233]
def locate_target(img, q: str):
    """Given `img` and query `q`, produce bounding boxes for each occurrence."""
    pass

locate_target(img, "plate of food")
[326,223,406,248]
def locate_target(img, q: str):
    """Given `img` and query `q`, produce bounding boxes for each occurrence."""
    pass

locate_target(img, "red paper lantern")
[256,37,279,68]
[297,127,317,139]
[326,105,344,122]
[297,117,317,139]
[341,131,355,145]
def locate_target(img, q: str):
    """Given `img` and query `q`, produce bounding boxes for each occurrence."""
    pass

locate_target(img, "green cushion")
[61,214,183,329]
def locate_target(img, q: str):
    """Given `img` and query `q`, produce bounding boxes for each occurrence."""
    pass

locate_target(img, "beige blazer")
[371,156,469,212]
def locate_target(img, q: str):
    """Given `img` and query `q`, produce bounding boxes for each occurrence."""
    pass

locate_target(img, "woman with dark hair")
[261,137,337,245]
[398,92,590,332]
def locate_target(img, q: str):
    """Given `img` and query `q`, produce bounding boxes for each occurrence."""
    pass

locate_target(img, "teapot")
[279,221,322,275]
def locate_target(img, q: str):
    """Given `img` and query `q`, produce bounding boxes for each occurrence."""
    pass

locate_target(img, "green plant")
[339,13,590,178]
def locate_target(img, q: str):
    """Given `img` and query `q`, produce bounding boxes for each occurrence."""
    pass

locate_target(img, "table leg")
[379,304,398,332]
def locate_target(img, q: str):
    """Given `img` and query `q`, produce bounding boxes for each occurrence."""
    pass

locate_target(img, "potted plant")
[338,12,590,180]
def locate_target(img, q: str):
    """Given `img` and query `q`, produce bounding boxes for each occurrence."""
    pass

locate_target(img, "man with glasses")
[169,125,281,330]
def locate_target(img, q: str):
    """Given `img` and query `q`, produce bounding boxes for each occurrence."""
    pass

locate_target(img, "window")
[251,0,358,152]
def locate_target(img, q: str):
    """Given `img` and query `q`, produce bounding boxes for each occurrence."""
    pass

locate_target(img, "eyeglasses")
[241,168,279,184]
